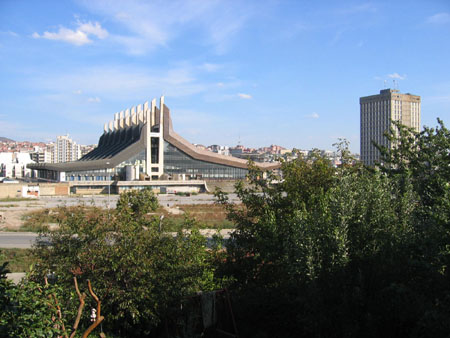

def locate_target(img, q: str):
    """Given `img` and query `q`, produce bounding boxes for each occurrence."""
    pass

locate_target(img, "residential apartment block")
[54,135,82,163]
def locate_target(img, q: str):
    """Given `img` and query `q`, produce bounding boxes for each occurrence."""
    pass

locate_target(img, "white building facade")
[0,152,35,178]
[54,135,82,163]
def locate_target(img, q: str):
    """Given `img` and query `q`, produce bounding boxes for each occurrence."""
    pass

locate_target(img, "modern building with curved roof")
[29,97,280,183]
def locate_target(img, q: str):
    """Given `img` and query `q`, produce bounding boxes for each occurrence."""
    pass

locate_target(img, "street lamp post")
[105,162,110,211]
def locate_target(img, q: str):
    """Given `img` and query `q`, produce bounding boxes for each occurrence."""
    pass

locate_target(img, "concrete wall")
[39,183,69,196]
[0,184,22,198]
[0,183,70,198]
[204,180,249,193]
[72,187,105,195]
[117,186,160,194]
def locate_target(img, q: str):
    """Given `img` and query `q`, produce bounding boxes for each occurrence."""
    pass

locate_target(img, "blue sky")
[1,0,449,152]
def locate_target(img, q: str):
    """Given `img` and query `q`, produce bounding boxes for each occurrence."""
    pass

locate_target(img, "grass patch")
[20,205,106,232]
[0,248,36,272]
[158,204,235,231]
[15,203,233,232]
[0,204,19,208]
[0,197,30,202]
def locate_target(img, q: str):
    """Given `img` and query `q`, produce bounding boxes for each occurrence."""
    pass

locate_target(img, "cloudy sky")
[1,0,449,152]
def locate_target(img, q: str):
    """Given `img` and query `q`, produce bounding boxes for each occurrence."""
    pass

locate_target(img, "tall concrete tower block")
[360,89,421,166]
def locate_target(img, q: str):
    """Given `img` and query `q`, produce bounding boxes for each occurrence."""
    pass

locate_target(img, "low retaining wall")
[0,184,22,198]
[38,183,70,196]
[204,180,249,193]
[0,183,69,198]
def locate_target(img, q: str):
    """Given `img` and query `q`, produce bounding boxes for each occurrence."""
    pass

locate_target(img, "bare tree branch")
[82,280,104,338]
[70,277,87,338]
[44,276,68,338]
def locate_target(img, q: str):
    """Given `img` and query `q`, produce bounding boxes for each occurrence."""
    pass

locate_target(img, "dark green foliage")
[0,259,64,337]
[216,121,450,337]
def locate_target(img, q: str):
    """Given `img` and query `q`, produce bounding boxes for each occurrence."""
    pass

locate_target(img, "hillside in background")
[0,137,15,142]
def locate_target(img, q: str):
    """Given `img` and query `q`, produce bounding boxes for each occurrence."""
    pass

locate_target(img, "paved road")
[6,272,25,284]
[0,230,232,249]
[35,193,240,209]
[0,232,40,248]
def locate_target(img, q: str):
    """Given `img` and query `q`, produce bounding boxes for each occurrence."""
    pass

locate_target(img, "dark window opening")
[151,137,159,164]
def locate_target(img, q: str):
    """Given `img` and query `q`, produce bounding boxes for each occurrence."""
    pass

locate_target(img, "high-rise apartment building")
[54,135,81,163]
[360,89,421,166]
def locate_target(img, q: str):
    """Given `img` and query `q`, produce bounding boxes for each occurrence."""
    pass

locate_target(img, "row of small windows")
[361,100,390,113]
[68,175,113,181]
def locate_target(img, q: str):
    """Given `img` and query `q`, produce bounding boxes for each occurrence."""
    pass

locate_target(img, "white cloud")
[77,21,108,39]
[32,28,91,46]
[305,112,319,119]
[26,64,210,103]
[238,93,252,99]
[426,12,450,24]
[79,0,256,54]
[32,21,108,46]
[0,31,18,37]
[199,63,221,72]
[388,73,406,80]
[73,89,82,95]
[88,97,101,103]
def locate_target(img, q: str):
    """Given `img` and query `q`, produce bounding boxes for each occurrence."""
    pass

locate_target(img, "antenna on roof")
[393,79,397,90]
[383,80,387,89]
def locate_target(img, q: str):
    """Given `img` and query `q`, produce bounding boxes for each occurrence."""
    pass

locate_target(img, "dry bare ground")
[0,194,238,231]
[0,200,47,230]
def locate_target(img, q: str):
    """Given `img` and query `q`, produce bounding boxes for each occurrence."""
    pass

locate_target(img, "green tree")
[31,189,221,337]
[116,188,159,219]
[216,129,450,337]
[375,119,450,223]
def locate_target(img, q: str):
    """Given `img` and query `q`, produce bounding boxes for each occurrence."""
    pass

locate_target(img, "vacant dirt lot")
[0,193,240,231]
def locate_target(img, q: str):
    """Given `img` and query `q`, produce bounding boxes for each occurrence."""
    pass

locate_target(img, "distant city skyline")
[1,0,449,152]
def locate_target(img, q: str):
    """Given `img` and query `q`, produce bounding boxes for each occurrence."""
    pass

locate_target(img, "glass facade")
[163,141,247,179]
[38,141,249,182]
[66,149,146,181]
[115,149,146,180]
[66,168,116,181]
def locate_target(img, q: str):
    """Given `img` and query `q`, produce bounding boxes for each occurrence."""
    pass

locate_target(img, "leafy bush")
[0,260,64,337]
[30,188,223,336]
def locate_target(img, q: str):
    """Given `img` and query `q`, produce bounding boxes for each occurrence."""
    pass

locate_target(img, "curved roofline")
[162,105,280,170]
[28,101,281,173]
[28,129,146,172]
